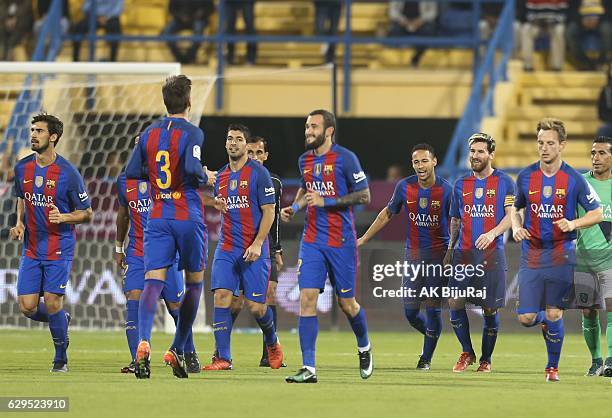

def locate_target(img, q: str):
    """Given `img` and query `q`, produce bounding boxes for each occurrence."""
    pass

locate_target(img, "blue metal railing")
[441,0,515,180]
[34,0,509,112]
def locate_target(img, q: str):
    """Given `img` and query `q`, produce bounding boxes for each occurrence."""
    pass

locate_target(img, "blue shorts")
[144,219,207,273]
[517,265,574,314]
[124,255,185,303]
[211,247,271,304]
[298,242,357,298]
[448,268,506,309]
[402,255,446,307]
[17,256,72,296]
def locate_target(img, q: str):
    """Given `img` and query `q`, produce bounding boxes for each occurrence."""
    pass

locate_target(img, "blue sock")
[167,307,196,353]
[171,282,202,355]
[213,306,233,360]
[481,313,500,363]
[138,279,165,342]
[422,307,442,361]
[125,300,139,360]
[521,311,546,327]
[26,302,49,322]
[544,318,564,369]
[299,316,318,368]
[404,307,426,335]
[255,306,278,346]
[450,309,474,354]
[347,308,370,349]
[262,305,278,356]
[48,310,68,363]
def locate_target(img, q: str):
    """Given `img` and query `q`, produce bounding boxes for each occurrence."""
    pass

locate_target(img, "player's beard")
[31,140,49,154]
[229,150,245,162]
[305,133,325,150]
[470,158,487,173]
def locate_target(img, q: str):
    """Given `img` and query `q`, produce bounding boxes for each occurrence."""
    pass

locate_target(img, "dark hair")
[248,135,268,152]
[162,75,191,114]
[537,118,567,142]
[411,143,436,159]
[468,132,496,153]
[227,123,250,139]
[308,109,336,135]
[31,113,63,145]
[594,136,612,151]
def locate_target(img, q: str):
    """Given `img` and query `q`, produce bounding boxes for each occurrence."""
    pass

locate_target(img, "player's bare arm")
[203,166,217,186]
[202,194,228,213]
[9,198,25,240]
[280,187,307,222]
[48,204,93,225]
[553,207,604,232]
[443,217,460,265]
[511,207,531,241]
[244,203,275,262]
[358,206,393,247]
[114,205,129,270]
[475,206,513,250]
[305,188,371,208]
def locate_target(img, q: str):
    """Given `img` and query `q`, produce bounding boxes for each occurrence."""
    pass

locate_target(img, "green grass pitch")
[0,330,610,418]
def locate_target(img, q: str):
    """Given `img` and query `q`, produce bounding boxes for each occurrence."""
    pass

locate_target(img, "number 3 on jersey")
[156,150,171,189]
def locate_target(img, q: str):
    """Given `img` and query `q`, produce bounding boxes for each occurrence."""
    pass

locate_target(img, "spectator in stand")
[480,1,522,57]
[71,0,124,62]
[597,64,612,136]
[314,0,342,63]
[226,0,257,65]
[386,163,406,183]
[567,0,612,70]
[0,1,33,61]
[33,0,70,39]
[520,0,569,71]
[161,0,213,64]
[388,1,437,68]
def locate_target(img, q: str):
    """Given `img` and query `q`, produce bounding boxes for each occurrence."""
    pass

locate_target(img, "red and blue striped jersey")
[451,169,516,250]
[214,159,275,252]
[298,144,368,248]
[125,117,207,223]
[514,161,601,268]
[387,175,452,255]
[116,173,151,258]
[13,154,91,260]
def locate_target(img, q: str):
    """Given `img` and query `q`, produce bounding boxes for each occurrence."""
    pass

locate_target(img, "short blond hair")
[536,118,567,141]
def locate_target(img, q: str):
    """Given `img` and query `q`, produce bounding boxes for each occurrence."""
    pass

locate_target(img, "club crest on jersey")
[555,188,566,199]
[324,164,333,175]
[35,176,43,188]
[543,186,553,198]
[486,189,495,198]
[475,188,484,199]
[139,182,147,194]
[240,180,248,189]
[230,179,238,191]
[431,200,440,210]
[46,179,56,189]
[419,197,428,209]
[314,163,322,176]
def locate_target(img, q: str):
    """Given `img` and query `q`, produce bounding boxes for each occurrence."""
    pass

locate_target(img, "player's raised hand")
[280,206,295,222]
[305,191,324,207]
[48,204,64,224]
[512,226,531,241]
[214,196,228,213]
[243,241,262,262]
[475,231,496,250]
[9,223,24,241]
[204,166,217,186]
[553,218,576,233]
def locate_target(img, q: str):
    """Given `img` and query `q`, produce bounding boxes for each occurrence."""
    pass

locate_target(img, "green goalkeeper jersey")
[576,171,611,272]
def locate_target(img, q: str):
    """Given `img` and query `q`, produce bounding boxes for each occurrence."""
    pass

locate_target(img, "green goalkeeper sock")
[607,312,612,359]
[582,313,602,360]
